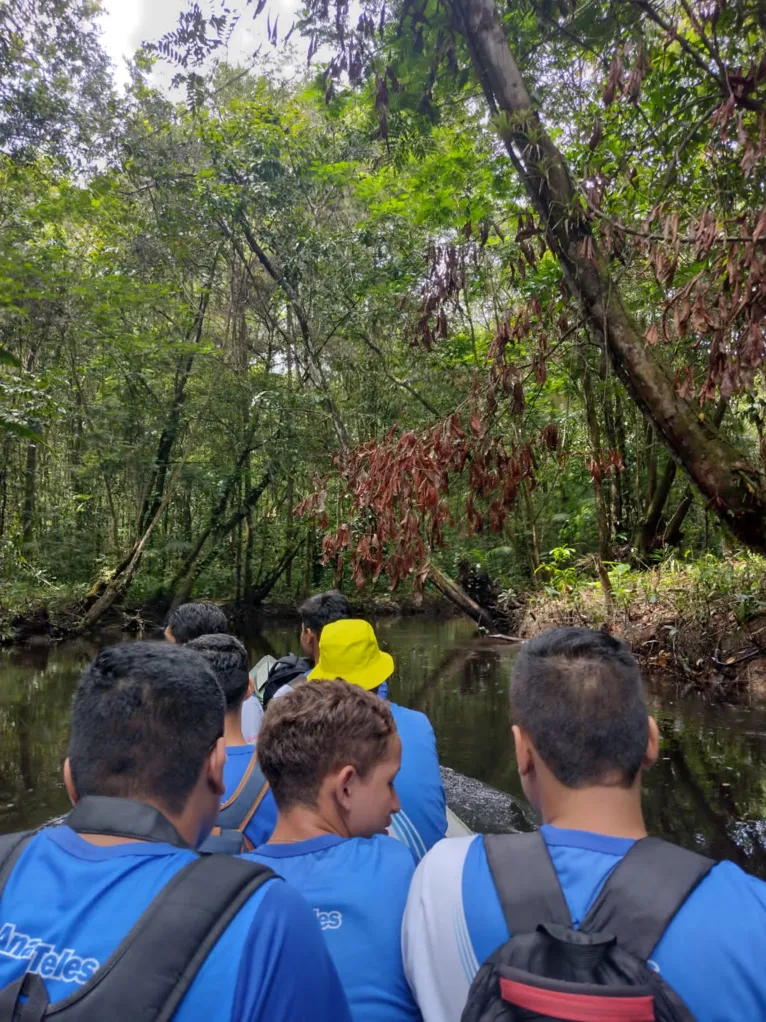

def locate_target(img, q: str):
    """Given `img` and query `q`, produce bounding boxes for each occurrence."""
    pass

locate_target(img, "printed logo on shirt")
[0,922,100,985]
[314,909,342,930]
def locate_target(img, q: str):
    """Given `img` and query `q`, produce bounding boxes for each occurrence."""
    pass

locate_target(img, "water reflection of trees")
[0,644,90,833]
[645,702,766,876]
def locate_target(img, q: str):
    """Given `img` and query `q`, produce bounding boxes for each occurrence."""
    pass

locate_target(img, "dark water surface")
[2,617,766,875]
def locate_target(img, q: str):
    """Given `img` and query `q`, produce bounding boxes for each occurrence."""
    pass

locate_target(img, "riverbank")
[4,554,766,705]
[518,553,766,701]
[0,586,457,646]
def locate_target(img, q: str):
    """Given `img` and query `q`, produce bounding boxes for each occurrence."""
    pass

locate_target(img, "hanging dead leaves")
[294,410,537,589]
[636,202,766,401]
[413,243,466,349]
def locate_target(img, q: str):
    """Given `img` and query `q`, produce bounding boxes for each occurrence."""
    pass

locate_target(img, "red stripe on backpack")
[499,977,656,1021]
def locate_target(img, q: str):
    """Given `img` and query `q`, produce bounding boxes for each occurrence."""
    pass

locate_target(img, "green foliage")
[0,0,765,625]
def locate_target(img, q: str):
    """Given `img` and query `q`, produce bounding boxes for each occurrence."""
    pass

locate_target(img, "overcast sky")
[98,0,304,88]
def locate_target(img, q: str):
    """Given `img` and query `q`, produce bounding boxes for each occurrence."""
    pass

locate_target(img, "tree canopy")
[0,0,764,624]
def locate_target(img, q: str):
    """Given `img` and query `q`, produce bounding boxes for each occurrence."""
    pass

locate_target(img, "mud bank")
[519,585,766,702]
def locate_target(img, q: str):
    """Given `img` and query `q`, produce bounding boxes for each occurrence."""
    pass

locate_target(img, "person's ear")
[246,674,254,699]
[513,725,535,778]
[206,738,226,798]
[643,716,660,770]
[63,758,78,806]
[164,626,176,643]
[333,765,356,813]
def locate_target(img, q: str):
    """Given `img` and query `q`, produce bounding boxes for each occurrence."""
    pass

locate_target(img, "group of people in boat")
[0,591,763,1021]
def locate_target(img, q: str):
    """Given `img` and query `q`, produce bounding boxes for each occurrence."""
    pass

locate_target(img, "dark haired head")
[166,602,227,645]
[511,627,648,788]
[68,641,225,815]
[186,633,249,711]
[257,680,396,811]
[299,591,350,636]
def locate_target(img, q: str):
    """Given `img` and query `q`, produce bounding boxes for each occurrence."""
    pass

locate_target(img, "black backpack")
[0,797,276,1021]
[261,655,311,709]
[199,750,270,854]
[461,831,715,1022]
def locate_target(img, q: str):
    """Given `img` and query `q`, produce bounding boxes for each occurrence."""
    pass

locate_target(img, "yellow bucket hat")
[308,619,394,691]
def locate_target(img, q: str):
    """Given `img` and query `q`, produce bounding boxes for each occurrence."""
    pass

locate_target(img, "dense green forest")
[0,0,765,632]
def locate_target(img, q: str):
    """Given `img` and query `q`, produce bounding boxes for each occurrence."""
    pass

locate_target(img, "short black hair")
[68,641,225,815]
[299,590,350,635]
[166,602,227,644]
[186,633,249,711]
[510,627,648,789]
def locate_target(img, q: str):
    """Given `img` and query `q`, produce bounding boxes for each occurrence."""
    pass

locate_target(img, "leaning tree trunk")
[428,562,495,629]
[169,470,272,607]
[451,0,766,553]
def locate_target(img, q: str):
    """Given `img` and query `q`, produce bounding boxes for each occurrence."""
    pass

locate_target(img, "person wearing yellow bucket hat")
[308,618,447,862]
[308,619,394,690]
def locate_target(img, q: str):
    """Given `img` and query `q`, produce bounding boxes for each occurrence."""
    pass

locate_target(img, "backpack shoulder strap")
[0,829,36,899]
[217,751,269,832]
[484,832,571,936]
[581,836,715,960]
[45,854,277,1020]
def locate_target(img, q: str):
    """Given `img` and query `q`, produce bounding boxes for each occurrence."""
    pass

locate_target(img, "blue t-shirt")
[249,834,421,1022]
[0,826,351,1022]
[224,744,278,848]
[402,826,766,1022]
[387,702,447,861]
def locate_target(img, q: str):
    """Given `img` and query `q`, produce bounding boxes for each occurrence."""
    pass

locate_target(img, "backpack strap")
[0,972,51,1021]
[581,836,715,960]
[484,832,571,936]
[199,752,270,853]
[217,750,269,829]
[29,854,276,1019]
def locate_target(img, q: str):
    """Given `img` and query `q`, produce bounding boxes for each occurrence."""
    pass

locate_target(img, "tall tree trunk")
[243,457,255,600]
[451,0,766,553]
[645,425,658,508]
[0,435,10,538]
[637,457,677,559]
[521,480,541,573]
[639,399,727,555]
[582,354,612,562]
[21,439,37,548]
[599,358,623,537]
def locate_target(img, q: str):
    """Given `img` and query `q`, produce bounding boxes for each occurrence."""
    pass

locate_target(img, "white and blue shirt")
[249,833,421,1022]
[403,827,766,1022]
[223,744,278,848]
[0,826,351,1021]
[387,703,447,862]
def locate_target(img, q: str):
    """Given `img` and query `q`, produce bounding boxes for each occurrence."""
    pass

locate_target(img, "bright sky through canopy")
[98,0,305,88]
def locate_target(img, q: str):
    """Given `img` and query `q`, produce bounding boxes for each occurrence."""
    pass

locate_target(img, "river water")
[1,616,766,875]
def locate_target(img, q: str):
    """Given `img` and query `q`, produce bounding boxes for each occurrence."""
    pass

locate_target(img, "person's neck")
[269,804,348,844]
[224,709,248,748]
[540,784,648,840]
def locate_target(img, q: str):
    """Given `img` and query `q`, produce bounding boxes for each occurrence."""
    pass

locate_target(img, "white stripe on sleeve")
[402,836,476,1022]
